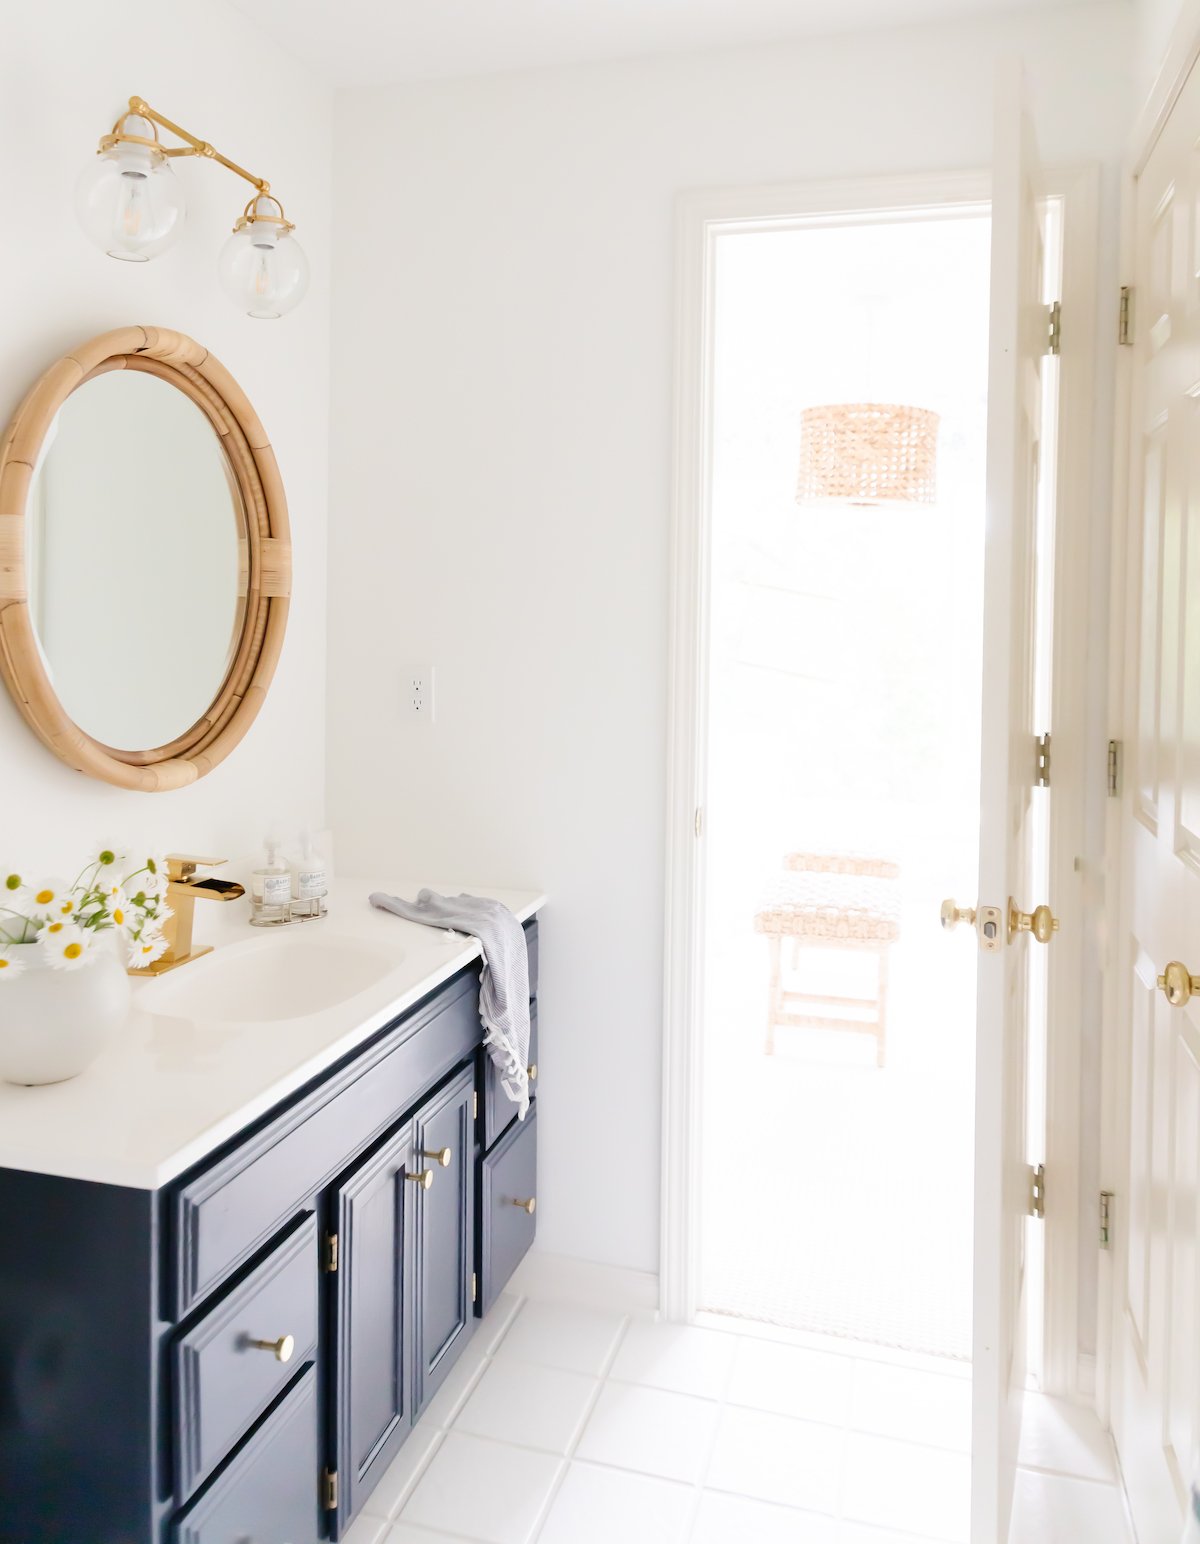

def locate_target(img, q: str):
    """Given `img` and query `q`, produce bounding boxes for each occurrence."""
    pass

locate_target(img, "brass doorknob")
[407,1168,434,1190]
[1158,961,1200,1006]
[940,899,977,932]
[511,1197,536,1215]
[248,1333,295,1363]
[1009,900,1060,944]
[424,1147,452,1167]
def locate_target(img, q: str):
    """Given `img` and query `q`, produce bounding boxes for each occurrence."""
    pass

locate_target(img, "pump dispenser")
[249,837,291,926]
[290,832,328,920]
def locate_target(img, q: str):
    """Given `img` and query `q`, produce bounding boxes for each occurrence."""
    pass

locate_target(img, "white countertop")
[0,879,546,1190]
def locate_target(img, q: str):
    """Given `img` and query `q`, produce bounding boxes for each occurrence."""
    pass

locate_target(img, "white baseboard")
[1077,1351,1097,1400]
[507,1249,660,1314]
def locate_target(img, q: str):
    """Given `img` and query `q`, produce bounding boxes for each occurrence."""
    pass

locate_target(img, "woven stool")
[753,853,900,1065]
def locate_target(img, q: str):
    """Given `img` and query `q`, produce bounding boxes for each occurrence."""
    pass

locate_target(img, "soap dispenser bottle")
[249,838,291,926]
[290,831,328,921]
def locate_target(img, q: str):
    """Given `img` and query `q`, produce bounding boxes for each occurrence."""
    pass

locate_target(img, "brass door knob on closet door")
[407,1169,434,1190]
[248,1333,295,1364]
[1009,901,1060,944]
[1158,961,1200,1007]
[940,899,977,932]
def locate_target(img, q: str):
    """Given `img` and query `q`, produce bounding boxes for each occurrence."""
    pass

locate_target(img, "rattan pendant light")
[796,402,940,506]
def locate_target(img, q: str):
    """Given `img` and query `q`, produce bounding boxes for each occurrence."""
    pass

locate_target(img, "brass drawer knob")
[424,1147,452,1168]
[248,1333,295,1364]
[527,1063,538,1081]
[407,1168,434,1190]
[1158,960,1200,1007]
[511,1196,536,1215]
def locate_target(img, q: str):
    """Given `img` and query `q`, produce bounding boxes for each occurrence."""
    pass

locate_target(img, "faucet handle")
[166,854,228,882]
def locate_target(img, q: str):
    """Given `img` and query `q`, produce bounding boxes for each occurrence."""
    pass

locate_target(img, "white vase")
[0,938,132,1086]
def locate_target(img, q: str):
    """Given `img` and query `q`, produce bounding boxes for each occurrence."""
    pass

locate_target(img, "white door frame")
[661,167,1101,1401]
[1098,0,1200,1432]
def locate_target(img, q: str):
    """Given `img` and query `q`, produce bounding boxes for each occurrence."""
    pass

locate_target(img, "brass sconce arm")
[103,96,272,197]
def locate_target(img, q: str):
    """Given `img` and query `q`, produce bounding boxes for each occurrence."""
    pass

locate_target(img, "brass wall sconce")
[76,96,309,319]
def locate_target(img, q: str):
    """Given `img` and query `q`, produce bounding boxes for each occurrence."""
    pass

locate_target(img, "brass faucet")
[129,855,245,976]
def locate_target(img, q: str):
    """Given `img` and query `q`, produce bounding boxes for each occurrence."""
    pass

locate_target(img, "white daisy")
[106,888,134,932]
[139,855,169,898]
[28,879,70,919]
[0,868,26,901]
[91,844,123,870]
[129,930,168,969]
[0,947,26,979]
[41,921,93,971]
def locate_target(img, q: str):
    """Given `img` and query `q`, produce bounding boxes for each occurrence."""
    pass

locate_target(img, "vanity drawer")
[173,1214,319,1505]
[483,1000,538,1149]
[171,1365,319,1544]
[172,969,482,1317]
[479,1106,537,1314]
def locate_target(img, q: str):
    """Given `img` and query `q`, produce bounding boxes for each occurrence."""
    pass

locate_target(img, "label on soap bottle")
[262,872,292,907]
[297,868,327,900]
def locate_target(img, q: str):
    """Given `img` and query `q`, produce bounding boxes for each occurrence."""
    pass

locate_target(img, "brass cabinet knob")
[407,1168,434,1190]
[940,898,977,932]
[527,1063,538,1081]
[424,1147,452,1168]
[248,1333,295,1363]
[1009,900,1060,944]
[511,1196,536,1215]
[1158,960,1200,1006]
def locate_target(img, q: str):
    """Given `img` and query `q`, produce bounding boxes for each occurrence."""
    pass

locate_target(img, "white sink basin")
[139,930,403,1023]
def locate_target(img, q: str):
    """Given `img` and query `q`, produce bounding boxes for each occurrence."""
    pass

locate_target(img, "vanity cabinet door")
[412,1065,476,1420]
[479,1106,537,1315]
[328,1120,417,1538]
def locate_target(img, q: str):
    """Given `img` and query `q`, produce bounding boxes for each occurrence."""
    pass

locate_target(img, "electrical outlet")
[403,665,435,722]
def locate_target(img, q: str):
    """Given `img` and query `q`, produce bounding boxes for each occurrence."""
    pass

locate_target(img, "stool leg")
[766,935,782,1056]
[876,948,889,1068]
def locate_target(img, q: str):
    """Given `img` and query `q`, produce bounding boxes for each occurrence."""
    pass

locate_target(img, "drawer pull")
[408,1168,435,1190]
[247,1333,295,1364]
[527,1063,538,1081]
[511,1196,536,1215]
[424,1146,452,1168]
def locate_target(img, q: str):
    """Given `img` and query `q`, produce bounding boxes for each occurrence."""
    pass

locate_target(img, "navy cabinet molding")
[0,919,539,1544]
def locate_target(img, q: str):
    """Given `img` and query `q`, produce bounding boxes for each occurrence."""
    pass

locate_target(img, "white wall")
[1133,0,1187,102]
[326,4,1135,1278]
[0,2,332,875]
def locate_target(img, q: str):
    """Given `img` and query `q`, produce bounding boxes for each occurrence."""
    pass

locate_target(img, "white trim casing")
[661,170,1099,1405]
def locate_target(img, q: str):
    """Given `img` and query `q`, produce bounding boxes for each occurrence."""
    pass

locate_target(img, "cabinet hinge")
[1107,739,1122,797]
[322,1232,339,1273]
[1046,299,1062,356]
[1029,1163,1046,1220]
[1035,732,1051,788]
[322,1468,338,1510]
[471,1271,478,1303]
[1100,1190,1114,1249]
[1119,285,1133,346]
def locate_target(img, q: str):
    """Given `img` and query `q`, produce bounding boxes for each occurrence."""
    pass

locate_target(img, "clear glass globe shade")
[217,225,309,319]
[75,146,186,262]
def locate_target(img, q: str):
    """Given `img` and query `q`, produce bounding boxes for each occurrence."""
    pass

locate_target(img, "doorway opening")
[695,207,993,1365]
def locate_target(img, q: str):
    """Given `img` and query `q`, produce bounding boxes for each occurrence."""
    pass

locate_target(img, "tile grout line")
[523,1308,633,1544]
[679,1325,741,1543]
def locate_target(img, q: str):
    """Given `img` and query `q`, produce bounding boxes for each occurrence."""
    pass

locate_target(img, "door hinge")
[1107,739,1122,797]
[1099,1190,1114,1249]
[1119,285,1133,346]
[322,1468,338,1511]
[694,806,703,838]
[471,1271,478,1303]
[1035,732,1051,788]
[322,1232,339,1273]
[1029,1163,1046,1220]
[1046,300,1062,356]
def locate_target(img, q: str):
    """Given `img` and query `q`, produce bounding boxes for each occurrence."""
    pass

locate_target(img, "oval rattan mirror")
[0,326,290,790]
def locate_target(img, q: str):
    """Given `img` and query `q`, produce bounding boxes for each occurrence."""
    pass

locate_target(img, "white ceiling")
[227,0,1108,86]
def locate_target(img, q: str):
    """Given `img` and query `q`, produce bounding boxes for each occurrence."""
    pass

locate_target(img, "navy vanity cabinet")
[328,1117,417,1535]
[413,1065,477,1417]
[479,1106,538,1315]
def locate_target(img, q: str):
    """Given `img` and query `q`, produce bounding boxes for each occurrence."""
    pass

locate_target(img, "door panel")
[1113,49,1200,1544]
[413,1065,476,1417]
[330,1119,415,1537]
[971,59,1049,1544]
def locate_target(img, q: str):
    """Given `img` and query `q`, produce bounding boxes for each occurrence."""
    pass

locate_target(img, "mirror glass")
[27,369,246,751]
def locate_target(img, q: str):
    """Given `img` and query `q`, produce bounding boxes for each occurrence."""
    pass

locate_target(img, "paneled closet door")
[1111,51,1200,1544]
[328,1119,416,1539]
[413,1064,477,1418]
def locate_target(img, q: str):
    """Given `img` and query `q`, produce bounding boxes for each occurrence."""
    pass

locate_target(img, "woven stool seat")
[784,851,900,881]
[754,870,900,944]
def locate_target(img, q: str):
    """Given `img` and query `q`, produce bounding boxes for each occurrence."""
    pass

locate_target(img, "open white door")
[944,62,1052,1544]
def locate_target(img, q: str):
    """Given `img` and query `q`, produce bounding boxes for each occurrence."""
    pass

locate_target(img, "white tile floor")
[341,1290,1136,1544]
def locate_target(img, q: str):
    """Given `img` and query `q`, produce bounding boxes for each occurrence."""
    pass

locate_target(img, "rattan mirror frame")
[0,326,291,791]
